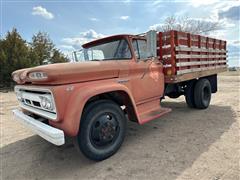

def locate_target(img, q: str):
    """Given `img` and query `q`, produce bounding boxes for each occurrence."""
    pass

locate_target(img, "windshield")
[74,38,131,62]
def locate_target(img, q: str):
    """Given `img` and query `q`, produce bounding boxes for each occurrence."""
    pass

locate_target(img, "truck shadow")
[1,102,237,179]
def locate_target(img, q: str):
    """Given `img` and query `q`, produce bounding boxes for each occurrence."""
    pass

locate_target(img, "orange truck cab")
[12,30,227,161]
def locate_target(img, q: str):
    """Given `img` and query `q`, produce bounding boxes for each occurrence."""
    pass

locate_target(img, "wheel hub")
[100,122,115,141]
[91,113,119,147]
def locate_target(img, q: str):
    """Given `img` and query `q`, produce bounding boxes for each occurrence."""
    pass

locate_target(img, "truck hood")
[12,61,120,85]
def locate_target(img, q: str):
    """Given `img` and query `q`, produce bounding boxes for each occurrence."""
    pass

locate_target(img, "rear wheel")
[78,100,126,161]
[185,81,196,108]
[194,79,211,109]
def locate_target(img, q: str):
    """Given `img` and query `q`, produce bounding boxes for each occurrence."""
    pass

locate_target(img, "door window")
[132,39,148,60]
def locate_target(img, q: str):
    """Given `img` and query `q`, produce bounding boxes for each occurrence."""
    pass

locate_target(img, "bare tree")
[154,15,221,35]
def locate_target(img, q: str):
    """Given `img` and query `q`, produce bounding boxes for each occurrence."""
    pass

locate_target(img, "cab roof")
[82,34,145,48]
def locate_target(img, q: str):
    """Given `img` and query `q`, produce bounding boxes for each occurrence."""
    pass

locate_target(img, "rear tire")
[78,100,126,161]
[194,79,211,109]
[185,81,196,108]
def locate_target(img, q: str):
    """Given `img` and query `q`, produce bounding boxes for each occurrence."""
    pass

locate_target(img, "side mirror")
[146,30,157,58]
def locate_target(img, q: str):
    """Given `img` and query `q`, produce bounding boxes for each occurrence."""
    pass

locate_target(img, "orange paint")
[12,31,227,136]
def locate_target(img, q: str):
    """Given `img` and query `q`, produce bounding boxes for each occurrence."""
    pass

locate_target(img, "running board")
[138,107,172,124]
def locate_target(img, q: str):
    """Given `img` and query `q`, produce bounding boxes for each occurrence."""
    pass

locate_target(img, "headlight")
[28,72,48,80]
[40,96,54,111]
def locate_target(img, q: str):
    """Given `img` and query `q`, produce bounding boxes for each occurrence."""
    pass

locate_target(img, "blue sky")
[1,0,239,66]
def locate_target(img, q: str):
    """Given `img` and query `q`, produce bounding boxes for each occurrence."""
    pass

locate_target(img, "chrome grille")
[15,86,57,120]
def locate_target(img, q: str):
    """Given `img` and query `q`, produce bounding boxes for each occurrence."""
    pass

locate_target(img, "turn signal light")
[167,69,172,75]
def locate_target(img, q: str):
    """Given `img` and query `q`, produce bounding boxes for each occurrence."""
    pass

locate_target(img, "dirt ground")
[0,72,239,180]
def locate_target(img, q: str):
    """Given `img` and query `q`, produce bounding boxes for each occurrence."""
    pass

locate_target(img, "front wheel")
[78,100,127,161]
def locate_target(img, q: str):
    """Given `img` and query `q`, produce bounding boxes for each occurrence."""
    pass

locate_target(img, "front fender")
[49,79,138,136]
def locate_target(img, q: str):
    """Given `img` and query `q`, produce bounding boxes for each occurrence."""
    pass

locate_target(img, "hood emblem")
[117,79,129,83]
[66,86,74,91]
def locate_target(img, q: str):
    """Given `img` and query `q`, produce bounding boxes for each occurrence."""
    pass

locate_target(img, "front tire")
[78,100,126,161]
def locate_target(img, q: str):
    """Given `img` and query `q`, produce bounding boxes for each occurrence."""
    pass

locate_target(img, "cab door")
[129,39,164,103]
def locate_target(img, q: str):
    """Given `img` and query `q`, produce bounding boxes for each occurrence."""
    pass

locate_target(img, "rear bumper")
[12,109,65,146]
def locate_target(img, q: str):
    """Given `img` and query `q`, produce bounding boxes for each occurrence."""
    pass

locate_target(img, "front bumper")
[12,109,65,146]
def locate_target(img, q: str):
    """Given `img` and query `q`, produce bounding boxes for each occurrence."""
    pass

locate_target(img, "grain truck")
[12,30,227,161]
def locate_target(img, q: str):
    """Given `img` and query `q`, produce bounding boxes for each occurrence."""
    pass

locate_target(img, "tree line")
[158,16,221,34]
[0,28,69,88]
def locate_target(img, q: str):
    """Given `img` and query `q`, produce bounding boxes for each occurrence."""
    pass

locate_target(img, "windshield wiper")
[91,59,102,61]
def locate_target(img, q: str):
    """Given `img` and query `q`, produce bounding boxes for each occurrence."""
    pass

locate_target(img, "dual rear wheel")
[185,78,212,109]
